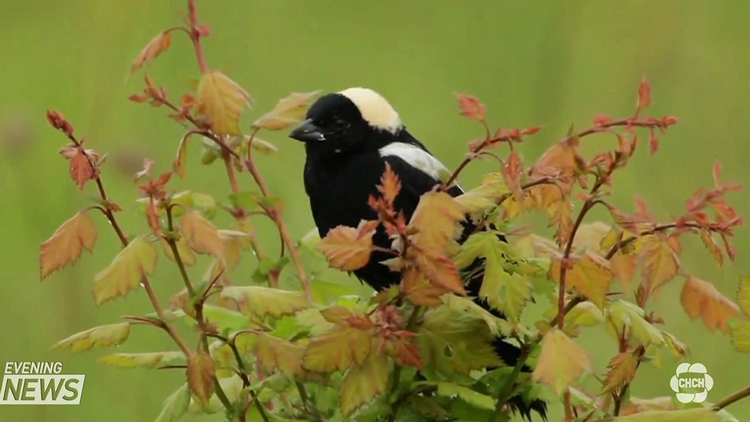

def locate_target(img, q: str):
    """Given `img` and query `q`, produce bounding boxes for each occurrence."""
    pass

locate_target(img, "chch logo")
[670,362,713,404]
[0,362,85,405]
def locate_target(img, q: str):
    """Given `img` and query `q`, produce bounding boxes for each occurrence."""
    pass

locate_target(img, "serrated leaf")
[196,70,251,136]
[681,276,741,333]
[661,331,689,357]
[436,382,495,410]
[641,234,680,293]
[615,408,719,422]
[413,250,466,296]
[481,247,531,322]
[130,30,171,74]
[221,286,311,319]
[154,383,191,422]
[92,235,157,305]
[218,226,252,270]
[40,210,98,279]
[453,231,496,269]
[454,178,509,216]
[302,328,372,374]
[700,230,724,269]
[317,221,376,271]
[180,209,224,259]
[252,90,321,131]
[52,322,131,353]
[603,350,639,392]
[339,351,389,417]
[401,266,450,307]
[408,191,465,252]
[418,303,503,373]
[255,333,304,376]
[99,351,185,369]
[611,250,638,287]
[202,305,251,335]
[531,328,592,396]
[606,300,664,348]
[562,301,605,337]
[455,93,486,122]
[551,252,613,307]
[187,351,215,407]
[249,137,278,155]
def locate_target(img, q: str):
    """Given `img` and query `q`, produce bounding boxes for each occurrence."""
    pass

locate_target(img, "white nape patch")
[339,87,402,134]
[379,142,449,181]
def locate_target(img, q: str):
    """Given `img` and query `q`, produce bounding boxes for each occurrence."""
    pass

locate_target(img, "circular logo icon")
[670,362,713,404]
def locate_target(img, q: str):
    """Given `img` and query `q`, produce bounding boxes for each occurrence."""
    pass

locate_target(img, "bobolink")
[290,88,547,420]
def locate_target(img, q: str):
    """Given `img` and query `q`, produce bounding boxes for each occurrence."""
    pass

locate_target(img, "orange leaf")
[197,70,251,136]
[502,149,523,205]
[640,234,680,294]
[386,337,423,368]
[255,333,304,376]
[377,163,401,205]
[637,76,651,110]
[180,209,225,259]
[317,221,376,271]
[413,251,466,296]
[550,200,574,247]
[700,230,724,269]
[552,252,613,307]
[68,149,96,191]
[603,350,639,393]
[187,351,215,407]
[302,327,372,373]
[40,210,98,279]
[610,250,637,287]
[252,90,321,131]
[532,328,592,396]
[408,191,465,252]
[681,276,741,333]
[455,94,486,122]
[400,266,450,306]
[130,30,172,75]
[173,133,196,179]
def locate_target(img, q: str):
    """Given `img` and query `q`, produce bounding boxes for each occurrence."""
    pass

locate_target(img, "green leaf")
[454,231,496,269]
[436,382,495,410]
[99,351,185,369]
[607,300,664,348]
[562,301,604,337]
[228,191,261,212]
[53,322,131,353]
[255,333,304,376]
[339,352,389,418]
[249,137,279,155]
[614,408,719,422]
[418,302,503,373]
[154,383,191,422]
[202,305,251,335]
[480,247,532,322]
[221,286,311,319]
[92,235,158,305]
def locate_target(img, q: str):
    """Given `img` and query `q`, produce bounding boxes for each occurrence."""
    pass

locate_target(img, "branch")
[713,384,750,412]
[186,0,208,73]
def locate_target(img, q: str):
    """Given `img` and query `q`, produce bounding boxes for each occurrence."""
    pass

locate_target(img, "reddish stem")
[187,0,208,73]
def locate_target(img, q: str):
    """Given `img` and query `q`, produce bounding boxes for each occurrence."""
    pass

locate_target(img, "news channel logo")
[0,362,85,405]
[669,362,714,404]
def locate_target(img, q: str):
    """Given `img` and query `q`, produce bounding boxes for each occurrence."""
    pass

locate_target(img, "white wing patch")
[339,87,402,134]
[378,142,450,181]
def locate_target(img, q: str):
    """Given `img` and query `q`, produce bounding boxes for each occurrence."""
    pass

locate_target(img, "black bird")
[290,87,547,420]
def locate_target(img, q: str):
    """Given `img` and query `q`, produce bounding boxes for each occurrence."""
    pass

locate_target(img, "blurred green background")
[1,0,749,421]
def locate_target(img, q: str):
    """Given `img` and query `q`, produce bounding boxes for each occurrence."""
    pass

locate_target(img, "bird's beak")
[289,119,326,143]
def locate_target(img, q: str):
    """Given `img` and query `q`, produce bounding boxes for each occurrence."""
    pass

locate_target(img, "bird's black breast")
[303,147,452,290]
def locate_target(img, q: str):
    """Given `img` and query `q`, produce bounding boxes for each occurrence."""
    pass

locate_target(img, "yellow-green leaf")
[480,247,531,322]
[52,322,131,353]
[196,70,251,136]
[252,90,321,131]
[162,236,196,267]
[551,251,613,307]
[436,382,495,410]
[154,383,191,422]
[603,350,639,392]
[339,351,389,418]
[408,191,465,252]
[737,275,750,316]
[92,235,157,305]
[729,319,750,353]
[255,333,304,376]
[221,286,311,319]
[173,132,195,178]
[40,210,98,279]
[187,351,215,407]
[98,351,185,369]
[531,328,592,396]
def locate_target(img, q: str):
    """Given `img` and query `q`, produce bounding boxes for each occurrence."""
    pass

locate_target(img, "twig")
[186,0,208,73]
[713,384,750,412]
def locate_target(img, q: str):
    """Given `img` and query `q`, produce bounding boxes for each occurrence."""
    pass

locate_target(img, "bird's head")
[289,87,403,155]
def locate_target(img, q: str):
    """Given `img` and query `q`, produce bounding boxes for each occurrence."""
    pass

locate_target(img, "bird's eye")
[334,118,349,129]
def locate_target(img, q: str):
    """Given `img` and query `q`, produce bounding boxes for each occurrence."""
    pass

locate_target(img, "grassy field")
[1,1,749,421]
